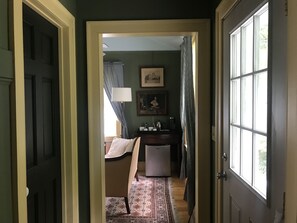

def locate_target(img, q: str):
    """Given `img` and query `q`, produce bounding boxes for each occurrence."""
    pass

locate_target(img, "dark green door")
[23,5,61,223]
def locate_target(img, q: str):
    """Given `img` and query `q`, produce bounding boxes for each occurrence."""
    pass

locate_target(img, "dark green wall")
[76,1,212,222]
[77,0,211,21]
[104,51,181,137]
[59,0,77,16]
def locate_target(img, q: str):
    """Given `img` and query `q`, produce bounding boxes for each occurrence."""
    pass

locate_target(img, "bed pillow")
[105,137,134,158]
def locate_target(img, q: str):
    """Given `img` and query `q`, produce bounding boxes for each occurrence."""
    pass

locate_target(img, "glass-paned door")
[220,1,279,222]
[229,3,268,197]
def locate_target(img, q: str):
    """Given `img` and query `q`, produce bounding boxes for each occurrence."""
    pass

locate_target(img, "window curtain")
[103,62,129,138]
[179,36,195,215]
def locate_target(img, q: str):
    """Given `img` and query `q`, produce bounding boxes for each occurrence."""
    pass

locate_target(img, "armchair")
[105,137,141,214]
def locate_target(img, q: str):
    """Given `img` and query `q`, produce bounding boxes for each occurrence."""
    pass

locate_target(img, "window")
[229,3,268,198]
[104,90,119,137]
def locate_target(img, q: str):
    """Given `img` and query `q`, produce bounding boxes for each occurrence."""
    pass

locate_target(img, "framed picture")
[140,67,164,88]
[136,90,168,115]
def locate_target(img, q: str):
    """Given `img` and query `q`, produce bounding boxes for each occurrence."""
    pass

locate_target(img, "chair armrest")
[105,153,132,197]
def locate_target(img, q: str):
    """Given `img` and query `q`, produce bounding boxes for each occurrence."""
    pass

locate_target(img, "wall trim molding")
[12,0,78,222]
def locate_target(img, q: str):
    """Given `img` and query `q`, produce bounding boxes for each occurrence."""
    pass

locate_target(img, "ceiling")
[103,36,184,52]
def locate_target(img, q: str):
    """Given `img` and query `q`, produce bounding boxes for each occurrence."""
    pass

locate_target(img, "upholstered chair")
[105,137,141,214]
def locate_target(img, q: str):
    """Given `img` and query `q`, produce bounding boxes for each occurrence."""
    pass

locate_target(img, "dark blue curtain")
[103,62,129,138]
[179,36,196,215]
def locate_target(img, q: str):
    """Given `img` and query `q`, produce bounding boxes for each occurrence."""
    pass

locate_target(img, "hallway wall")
[75,1,212,222]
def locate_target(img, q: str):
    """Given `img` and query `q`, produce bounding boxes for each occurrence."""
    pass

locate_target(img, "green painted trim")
[0,48,13,79]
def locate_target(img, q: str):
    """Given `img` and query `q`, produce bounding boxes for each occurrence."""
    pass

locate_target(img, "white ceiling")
[103,36,184,52]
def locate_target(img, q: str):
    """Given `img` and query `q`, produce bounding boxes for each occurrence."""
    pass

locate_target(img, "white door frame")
[86,19,211,223]
[12,0,79,222]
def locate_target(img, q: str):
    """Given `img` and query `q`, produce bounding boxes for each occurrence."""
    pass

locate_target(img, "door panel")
[230,196,240,223]
[23,4,61,223]
[25,76,36,168]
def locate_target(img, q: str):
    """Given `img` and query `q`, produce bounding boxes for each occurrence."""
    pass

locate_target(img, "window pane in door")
[254,133,267,196]
[231,30,241,78]
[254,72,267,133]
[231,79,240,125]
[241,129,253,183]
[254,7,268,71]
[230,126,240,174]
[242,20,254,74]
[241,75,253,128]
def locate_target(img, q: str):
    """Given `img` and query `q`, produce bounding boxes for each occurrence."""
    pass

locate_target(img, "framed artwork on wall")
[140,67,164,87]
[136,90,168,115]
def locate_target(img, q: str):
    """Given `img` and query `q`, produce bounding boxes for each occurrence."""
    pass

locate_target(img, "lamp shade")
[111,87,132,102]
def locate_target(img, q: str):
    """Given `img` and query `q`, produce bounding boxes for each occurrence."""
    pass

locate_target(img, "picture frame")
[136,90,168,115]
[140,67,164,88]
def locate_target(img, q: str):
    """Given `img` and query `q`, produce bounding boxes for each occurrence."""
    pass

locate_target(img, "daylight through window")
[104,90,119,137]
[229,3,268,198]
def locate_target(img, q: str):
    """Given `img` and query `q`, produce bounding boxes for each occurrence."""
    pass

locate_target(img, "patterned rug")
[106,176,175,223]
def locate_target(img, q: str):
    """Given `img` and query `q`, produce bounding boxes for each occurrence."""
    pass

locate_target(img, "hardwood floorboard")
[169,174,189,223]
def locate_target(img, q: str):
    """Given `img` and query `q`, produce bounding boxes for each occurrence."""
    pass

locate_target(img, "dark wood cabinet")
[135,130,182,173]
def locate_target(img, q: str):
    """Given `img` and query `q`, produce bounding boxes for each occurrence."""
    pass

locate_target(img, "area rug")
[106,176,175,223]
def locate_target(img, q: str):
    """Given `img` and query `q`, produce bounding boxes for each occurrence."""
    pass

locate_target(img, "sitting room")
[102,36,194,223]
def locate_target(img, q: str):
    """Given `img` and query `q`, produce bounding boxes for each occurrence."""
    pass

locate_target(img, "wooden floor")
[169,174,189,223]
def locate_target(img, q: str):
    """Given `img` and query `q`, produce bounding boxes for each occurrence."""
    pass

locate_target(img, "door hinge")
[285,0,288,16]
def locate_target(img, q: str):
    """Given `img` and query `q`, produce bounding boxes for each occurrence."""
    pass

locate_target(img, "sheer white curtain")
[103,62,129,138]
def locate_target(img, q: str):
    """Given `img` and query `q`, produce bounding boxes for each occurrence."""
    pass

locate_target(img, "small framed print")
[136,90,168,115]
[140,67,164,88]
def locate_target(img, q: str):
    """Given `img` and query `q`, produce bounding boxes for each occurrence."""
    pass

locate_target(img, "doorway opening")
[102,35,188,221]
[86,19,211,223]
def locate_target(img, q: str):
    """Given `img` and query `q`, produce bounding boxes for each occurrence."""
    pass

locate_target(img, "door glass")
[230,79,240,125]
[254,71,267,133]
[230,126,240,174]
[242,20,254,74]
[241,129,252,183]
[229,3,268,198]
[254,9,269,71]
[254,133,267,196]
[230,30,241,78]
[241,75,253,128]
